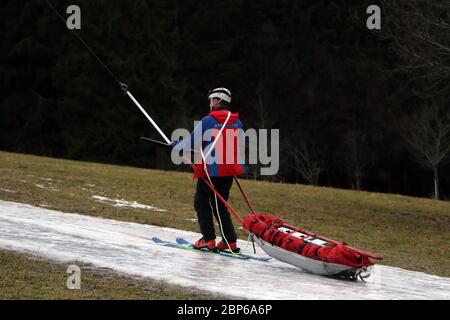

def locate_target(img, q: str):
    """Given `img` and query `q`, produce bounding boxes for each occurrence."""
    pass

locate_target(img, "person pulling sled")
[172,88,246,253]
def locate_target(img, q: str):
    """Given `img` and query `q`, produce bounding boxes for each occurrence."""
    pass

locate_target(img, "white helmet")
[207,87,231,105]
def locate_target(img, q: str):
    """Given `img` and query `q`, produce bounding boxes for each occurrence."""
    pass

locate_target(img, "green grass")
[0,150,449,298]
[0,249,223,299]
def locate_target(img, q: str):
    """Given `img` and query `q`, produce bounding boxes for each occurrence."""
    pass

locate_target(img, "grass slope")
[0,150,449,297]
[0,249,222,299]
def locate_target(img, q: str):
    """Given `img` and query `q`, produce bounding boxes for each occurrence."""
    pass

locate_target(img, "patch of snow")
[34,184,59,192]
[0,199,449,300]
[92,195,166,212]
[39,177,63,183]
[0,188,16,193]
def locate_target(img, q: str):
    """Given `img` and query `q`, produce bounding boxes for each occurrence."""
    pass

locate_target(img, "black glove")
[119,82,128,95]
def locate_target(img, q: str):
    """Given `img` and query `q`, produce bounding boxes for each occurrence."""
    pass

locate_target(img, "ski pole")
[120,83,171,145]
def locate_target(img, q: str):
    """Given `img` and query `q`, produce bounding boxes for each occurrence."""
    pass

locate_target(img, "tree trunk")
[433,167,439,200]
[356,178,361,191]
[313,169,320,186]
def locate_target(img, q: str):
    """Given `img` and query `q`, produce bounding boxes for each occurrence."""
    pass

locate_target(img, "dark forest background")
[1,0,449,199]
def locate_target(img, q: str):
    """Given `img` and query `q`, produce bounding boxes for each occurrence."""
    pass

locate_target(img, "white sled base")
[253,235,371,280]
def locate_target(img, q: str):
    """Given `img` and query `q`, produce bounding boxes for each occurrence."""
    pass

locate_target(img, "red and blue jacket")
[173,109,247,179]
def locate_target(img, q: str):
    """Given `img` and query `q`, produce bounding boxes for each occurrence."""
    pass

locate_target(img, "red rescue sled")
[243,213,382,279]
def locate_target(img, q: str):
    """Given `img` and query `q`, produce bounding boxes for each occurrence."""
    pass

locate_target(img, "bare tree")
[289,135,325,186]
[239,22,293,180]
[381,0,450,97]
[403,103,450,199]
[342,128,373,191]
[246,71,276,180]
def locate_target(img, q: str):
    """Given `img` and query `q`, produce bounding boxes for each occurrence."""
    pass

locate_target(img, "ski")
[175,237,271,262]
[152,237,247,260]
[151,237,270,262]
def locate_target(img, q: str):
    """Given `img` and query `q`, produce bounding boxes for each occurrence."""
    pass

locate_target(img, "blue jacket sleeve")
[172,116,215,151]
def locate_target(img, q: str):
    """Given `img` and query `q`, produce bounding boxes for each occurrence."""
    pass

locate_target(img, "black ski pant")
[194,176,237,242]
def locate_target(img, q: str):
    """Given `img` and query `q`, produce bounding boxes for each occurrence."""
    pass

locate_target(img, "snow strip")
[0,199,449,300]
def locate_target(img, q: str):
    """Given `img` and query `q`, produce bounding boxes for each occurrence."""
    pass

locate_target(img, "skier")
[172,88,246,252]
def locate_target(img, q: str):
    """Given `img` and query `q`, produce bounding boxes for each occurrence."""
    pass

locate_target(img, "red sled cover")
[243,213,382,268]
